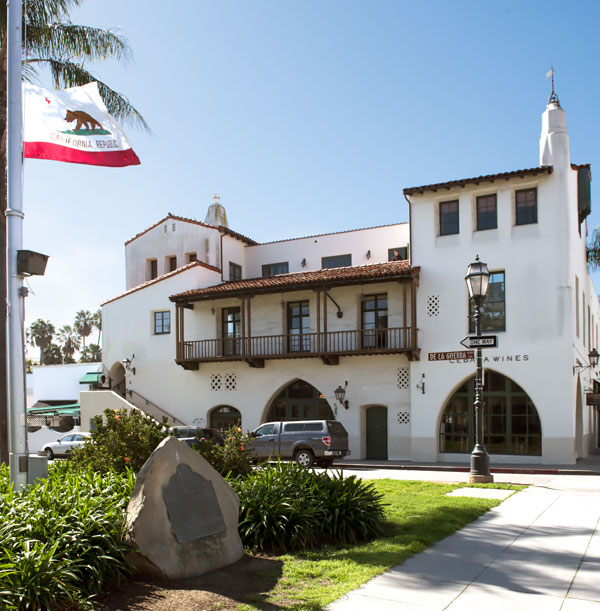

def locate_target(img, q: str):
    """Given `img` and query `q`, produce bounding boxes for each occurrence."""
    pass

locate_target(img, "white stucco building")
[96,95,600,465]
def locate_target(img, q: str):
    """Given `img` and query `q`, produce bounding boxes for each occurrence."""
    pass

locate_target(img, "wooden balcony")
[176,327,419,369]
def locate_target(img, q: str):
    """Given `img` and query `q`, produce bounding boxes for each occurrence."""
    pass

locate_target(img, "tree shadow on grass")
[96,554,284,611]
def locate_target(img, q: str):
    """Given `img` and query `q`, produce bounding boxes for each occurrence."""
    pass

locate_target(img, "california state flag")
[23,82,140,167]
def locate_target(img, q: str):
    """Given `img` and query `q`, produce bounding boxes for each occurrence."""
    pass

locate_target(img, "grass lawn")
[239,479,522,611]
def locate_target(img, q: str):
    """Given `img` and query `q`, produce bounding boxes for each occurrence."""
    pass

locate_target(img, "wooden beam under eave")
[244,357,264,368]
[182,303,194,310]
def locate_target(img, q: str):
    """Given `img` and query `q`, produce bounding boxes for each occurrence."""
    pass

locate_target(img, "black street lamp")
[465,256,494,483]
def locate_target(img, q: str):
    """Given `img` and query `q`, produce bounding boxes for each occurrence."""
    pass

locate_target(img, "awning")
[28,403,80,416]
[79,372,102,385]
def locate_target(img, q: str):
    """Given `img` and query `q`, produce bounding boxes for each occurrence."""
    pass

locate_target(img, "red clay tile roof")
[124,213,257,246]
[403,166,553,196]
[102,260,221,306]
[170,261,418,303]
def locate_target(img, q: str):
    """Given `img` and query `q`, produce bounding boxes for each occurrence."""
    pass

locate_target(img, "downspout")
[220,232,224,282]
[403,192,412,264]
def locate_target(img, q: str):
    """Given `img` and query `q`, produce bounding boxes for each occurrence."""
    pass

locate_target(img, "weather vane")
[546,66,559,105]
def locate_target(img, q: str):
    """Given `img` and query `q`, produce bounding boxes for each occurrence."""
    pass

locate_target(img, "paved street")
[327,467,600,610]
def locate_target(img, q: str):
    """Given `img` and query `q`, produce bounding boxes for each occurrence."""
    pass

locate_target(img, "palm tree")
[79,343,101,363]
[74,310,93,348]
[43,343,63,365]
[57,324,80,360]
[92,309,102,345]
[28,319,55,365]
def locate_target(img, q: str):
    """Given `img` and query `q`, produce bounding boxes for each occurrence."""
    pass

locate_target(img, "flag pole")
[7,0,29,489]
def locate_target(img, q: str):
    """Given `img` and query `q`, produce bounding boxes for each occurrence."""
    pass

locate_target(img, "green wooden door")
[366,406,388,459]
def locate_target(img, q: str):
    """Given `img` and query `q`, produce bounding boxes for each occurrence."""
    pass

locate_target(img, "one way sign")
[460,335,498,349]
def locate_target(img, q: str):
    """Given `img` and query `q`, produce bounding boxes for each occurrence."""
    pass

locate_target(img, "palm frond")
[25,24,130,65]
[24,57,150,132]
[587,227,600,269]
[0,0,82,38]
[26,0,83,26]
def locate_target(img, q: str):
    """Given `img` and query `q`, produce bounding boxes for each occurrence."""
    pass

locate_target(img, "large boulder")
[125,436,244,579]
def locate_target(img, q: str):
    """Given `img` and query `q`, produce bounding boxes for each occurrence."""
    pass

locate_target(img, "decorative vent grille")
[211,373,236,391]
[427,295,440,317]
[224,373,237,391]
[397,411,410,425]
[210,374,222,391]
[397,368,409,389]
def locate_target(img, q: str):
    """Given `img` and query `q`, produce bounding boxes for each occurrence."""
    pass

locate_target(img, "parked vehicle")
[172,426,224,448]
[39,432,91,460]
[249,420,349,467]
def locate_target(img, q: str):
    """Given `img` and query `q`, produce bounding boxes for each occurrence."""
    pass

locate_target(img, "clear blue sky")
[22,0,600,335]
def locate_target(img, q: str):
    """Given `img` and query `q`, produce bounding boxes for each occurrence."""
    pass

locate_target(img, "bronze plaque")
[162,465,226,544]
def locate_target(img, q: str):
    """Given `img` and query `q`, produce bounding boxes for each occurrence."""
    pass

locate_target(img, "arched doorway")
[439,371,542,456]
[209,406,241,433]
[109,362,126,397]
[366,406,388,459]
[266,380,334,421]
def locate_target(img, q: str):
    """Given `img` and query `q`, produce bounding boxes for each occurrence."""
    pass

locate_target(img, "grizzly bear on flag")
[64,109,102,132]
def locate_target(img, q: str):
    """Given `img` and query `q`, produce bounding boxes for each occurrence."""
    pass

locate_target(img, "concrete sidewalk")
[327,474,600,610]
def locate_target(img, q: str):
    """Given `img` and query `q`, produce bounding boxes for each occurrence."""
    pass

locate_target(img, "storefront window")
[439,371,541,456]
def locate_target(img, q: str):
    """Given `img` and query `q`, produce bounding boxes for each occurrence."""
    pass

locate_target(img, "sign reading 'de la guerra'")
[429,351,474,361]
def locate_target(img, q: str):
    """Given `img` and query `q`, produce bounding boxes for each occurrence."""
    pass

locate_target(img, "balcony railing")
[177,327,417,367]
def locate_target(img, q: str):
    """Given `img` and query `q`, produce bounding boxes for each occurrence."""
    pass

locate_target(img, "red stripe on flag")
[24,141,140,167]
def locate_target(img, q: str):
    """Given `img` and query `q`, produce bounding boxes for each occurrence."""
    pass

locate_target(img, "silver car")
[39,432,91,459]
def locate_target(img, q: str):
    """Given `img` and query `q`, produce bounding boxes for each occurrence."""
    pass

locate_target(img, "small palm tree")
[74,310,93,348]
[80,343,101,363]
[57,324,80,360]
[28,319,55,365]
[43,343,63,365]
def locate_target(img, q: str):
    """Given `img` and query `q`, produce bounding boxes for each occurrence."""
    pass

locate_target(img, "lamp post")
[465,256,494,483]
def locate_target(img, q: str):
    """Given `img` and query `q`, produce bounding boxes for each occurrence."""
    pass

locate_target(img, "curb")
[335,462,600,476]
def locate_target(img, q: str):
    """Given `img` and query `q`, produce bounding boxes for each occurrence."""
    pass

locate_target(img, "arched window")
[266,380,334,421]
[209,406,241,433]
[440,371,541,456]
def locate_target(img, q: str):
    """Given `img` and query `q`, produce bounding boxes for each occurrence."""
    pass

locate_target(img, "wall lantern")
[574,348,599,375]
[301,258,307,267]
[334,381,349,409]
[122,354,136,375]
[416,373,425,395]
[366,250,371,260]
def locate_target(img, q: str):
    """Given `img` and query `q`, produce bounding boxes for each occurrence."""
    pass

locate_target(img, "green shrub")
[192,425,253,478]
[232,461,386,552]
[69,407,169,473]
[0,461,135,610]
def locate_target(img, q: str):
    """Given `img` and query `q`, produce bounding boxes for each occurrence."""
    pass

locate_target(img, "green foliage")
[42,342,63,365]
[69,407,168,473]
[0,462,135,610]
[588,226,600,269]
[192,426,253,479]
[79,343,102,363]
[232,462,386,552]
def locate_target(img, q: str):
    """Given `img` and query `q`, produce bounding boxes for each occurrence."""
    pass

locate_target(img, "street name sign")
[429,350,475,361]
[460,336,498,349]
